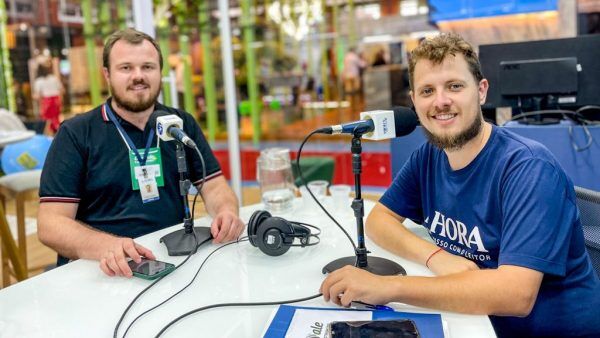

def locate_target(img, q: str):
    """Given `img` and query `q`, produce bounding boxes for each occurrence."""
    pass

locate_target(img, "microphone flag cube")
[360,110,396,141]
[156,115,184,141]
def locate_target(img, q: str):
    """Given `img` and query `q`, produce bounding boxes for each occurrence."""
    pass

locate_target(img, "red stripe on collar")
[101,104,109,122]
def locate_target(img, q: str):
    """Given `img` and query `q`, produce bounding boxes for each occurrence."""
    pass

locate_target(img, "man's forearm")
[38,213,115,261]
[201,177,239,217]
[387,266,540,316]
[366,204,438,265]
[205,187,239,217]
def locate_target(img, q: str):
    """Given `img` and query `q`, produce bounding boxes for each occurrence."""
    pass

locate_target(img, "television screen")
[429,0,558,22]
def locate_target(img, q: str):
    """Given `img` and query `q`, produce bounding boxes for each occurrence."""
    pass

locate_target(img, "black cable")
[115,142,208,338]
[120,238,243,338]
[510,109,584,122]
[192,145,207,214]
[154,293,322,338]
[114,234,206,338]
[568,123,593,152]
[296,130,357,251]
[510,109,595,152]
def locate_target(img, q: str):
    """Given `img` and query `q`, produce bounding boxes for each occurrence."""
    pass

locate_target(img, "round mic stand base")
[322,134,407,277]
[322,256,406,276]
[160,226,212,256]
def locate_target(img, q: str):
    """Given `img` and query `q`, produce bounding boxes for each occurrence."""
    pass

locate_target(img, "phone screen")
[327,319,420,338]
[128,259,175,278]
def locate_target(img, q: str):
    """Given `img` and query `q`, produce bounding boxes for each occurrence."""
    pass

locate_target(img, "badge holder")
[160,142,211,255]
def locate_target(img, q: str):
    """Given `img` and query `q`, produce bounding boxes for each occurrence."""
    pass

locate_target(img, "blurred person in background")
[32,64,64,135]
[341,47,366,113]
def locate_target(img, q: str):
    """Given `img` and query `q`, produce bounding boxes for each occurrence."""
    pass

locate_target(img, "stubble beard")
[422,110,483,151]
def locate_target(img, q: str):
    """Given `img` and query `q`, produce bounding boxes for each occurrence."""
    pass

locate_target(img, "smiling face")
[103,39,162,113]
[410,53,489,150]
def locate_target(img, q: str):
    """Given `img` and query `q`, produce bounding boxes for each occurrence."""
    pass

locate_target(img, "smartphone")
[128,258,175,280]
[326,319,420,338]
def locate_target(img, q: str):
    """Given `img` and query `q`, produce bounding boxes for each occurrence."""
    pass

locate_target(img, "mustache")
[128,79,149,88]
[432,107,455,114]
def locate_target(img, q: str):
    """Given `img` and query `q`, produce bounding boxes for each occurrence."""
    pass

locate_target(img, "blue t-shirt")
[380,125,600,337]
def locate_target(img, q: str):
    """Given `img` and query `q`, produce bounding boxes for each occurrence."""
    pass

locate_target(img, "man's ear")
[409,90,415,106]
[102,67,110,83]
[478,79,489,105]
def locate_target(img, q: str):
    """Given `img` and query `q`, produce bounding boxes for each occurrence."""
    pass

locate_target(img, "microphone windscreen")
[392,106,419,137]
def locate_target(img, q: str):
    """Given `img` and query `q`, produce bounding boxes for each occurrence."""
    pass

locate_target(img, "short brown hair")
[103,28,163,71]
[408,33,483,90]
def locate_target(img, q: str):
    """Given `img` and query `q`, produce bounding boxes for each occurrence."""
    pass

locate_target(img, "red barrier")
[213,150,392,187]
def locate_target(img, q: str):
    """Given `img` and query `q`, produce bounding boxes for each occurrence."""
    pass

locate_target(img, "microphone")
[317,107,419,140]
[156,114,197,148]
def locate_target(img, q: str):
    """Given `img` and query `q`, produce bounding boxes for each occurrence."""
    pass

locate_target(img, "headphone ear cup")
[256,218,292,256]
[247,210,271,247]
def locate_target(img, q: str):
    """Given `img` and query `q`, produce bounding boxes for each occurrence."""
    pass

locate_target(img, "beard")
[110,79,161,113]
[423,110,483,151]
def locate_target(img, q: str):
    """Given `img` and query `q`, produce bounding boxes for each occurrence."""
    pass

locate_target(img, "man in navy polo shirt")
[38,28,244,278]
[320,33,600,337]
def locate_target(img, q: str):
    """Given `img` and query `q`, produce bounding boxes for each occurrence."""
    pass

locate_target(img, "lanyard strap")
[104,103,155,166]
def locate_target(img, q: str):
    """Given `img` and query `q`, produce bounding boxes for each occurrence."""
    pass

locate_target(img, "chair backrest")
[0,109,27,132]
[574,186,600,277]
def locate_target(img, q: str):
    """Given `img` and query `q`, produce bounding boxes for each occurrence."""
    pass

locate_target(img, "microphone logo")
[382,117,389,135]
[157,122,164,136]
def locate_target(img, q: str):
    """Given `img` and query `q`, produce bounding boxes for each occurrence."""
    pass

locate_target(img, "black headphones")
[247,210,321,256]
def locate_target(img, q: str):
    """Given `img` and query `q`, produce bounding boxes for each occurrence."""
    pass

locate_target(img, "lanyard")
[104,102,155,166]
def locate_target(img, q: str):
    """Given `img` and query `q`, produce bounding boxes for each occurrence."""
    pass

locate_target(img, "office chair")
[574,186,600,278]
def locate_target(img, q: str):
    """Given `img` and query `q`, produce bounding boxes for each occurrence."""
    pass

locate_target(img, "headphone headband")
[247,210,321,256]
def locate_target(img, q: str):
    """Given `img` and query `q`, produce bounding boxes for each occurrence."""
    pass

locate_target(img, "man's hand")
[99,237,156,277]
[320,266,396,307]
[428,250,479,276]
[210,210,245,243]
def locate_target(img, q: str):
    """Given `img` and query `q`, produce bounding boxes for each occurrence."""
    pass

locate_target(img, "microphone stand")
[322,133,406,276]
[160,142,211,255]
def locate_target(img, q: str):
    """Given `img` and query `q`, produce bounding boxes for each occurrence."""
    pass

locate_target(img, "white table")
[0,199,496,338]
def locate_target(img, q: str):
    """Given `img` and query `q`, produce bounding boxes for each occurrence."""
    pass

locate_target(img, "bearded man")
[320,33,600,338]
[38,29,244,278]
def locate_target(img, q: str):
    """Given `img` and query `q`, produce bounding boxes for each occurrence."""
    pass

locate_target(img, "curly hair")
[408,33,483,90]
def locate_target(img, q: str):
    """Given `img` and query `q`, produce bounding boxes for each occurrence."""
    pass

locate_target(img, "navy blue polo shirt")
[40,99,222,246]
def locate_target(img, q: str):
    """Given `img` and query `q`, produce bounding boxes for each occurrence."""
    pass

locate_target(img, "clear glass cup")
[307,180,329,198]
[329,184,352,213]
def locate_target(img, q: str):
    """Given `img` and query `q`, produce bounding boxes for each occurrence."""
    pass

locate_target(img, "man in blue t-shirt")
[320,33,600,337]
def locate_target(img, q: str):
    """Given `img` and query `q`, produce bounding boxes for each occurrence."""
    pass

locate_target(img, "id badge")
[138,177,160,203]
[129,147,164,190]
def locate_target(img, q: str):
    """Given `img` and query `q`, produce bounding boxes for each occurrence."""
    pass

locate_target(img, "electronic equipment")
[247,210,320,256]
[326,319,420,338]
[317,107,418,140]
[313,107,416,276]
[128,258,175,280]
[156,113,197,148]
[479,35,600,121]
[156,111,211,256]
